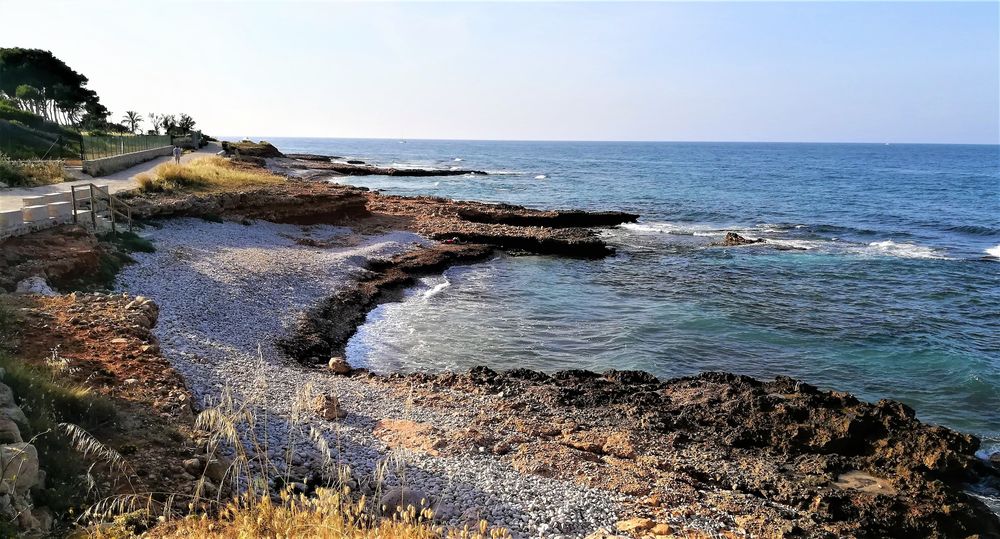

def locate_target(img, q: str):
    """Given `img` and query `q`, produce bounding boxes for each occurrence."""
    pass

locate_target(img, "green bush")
[0,101,44,128]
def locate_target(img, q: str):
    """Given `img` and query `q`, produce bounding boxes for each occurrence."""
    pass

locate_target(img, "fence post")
[89,185,96,229]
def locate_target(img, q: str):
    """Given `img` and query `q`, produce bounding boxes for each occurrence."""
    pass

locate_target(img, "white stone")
[46,201,73,219]
[20,205,49,223]
[0,210,22,230]
[15,276,56,296]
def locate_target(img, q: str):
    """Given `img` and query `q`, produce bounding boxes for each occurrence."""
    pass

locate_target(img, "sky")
[1,1,998,144]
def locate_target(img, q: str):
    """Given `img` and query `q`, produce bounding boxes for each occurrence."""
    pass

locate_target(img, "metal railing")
[70,183,133,234]
[80,134,172,160]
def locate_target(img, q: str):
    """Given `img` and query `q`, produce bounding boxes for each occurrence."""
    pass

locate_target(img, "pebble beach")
[115,217,626,538]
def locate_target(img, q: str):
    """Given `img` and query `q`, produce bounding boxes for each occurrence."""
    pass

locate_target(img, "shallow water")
[256,138,1000,448]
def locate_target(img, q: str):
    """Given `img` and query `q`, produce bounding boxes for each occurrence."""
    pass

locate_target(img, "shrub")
[0,153,66,186]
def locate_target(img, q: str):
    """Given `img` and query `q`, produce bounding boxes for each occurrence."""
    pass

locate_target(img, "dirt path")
[0,143,220,212]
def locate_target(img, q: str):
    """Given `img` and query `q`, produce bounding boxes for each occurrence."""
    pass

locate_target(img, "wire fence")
[81,134,172,160]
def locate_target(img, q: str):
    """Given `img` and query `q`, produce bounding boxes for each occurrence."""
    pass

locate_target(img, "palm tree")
[122,110,142,133]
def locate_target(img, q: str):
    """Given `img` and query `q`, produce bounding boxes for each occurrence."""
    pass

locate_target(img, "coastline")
[2,147,998,537]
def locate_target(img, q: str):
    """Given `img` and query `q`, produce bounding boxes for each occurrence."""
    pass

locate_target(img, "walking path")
[0,143,220,212]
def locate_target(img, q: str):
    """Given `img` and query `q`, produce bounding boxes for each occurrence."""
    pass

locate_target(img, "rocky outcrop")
[0,225,102,292]
[365,194,632,258]
[385,367,1000,538]
[713,232,765,246]
[284,153,342,162]
[279,243,495,364]
[270,157,487,177]
[455,205,639,228]
[123,183,370,225]
[220,140,284,158]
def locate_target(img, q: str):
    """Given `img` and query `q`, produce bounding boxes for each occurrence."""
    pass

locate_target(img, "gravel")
[116,218,625,538]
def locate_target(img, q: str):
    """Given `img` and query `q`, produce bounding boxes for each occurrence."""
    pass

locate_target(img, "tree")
[79,100,110,131]
[177,113,196,134]
[146,113,162,135]
[159,114,177,136]
[122,110,142,133]
[0,48,103,127]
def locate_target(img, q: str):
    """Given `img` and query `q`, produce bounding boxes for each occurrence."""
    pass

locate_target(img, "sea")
[249,138,1000,452]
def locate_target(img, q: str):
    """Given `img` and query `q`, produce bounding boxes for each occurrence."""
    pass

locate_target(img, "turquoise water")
[261,138,1000,445]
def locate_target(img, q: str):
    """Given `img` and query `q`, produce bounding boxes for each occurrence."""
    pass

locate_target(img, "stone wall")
[82,145,173,177]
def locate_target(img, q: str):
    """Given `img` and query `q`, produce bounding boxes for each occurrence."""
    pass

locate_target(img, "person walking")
[172,145,182,164]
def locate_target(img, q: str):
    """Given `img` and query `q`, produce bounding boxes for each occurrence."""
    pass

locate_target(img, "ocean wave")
[862,240,949,260]
[986,245,1000,258]
[422,279,451,299]
[948,224,1000,236]
[620,221,722,236]
[485,169,526,175]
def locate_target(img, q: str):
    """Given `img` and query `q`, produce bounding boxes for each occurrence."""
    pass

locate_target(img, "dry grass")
[77,351,509,539]
[140,489,506,539]
[135,156,285,194]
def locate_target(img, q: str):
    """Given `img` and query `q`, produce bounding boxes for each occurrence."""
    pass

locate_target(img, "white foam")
[423,279,451,299]
[534,174,547,180]
[453,158,463,162]
[620,221,721,236]
[986,244,1000,258]
[864,240,948,260]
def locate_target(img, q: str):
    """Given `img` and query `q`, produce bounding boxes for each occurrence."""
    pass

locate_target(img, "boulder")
[380,486,429,514]
[0,418,22,444]
[327,357,352,375]
[317,394,346,420]
[14,276,56,296]
[0,443,39,493]
[203,457,230,484]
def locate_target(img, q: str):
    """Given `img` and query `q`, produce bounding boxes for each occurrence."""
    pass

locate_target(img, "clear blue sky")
[2,1,998,143]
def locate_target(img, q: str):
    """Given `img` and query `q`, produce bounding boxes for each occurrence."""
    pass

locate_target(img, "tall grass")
[135,156,285,194]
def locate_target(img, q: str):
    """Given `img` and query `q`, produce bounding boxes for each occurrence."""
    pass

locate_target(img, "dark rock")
[220,140,284,158]
[285,153,338,161]
[714,232,766,246]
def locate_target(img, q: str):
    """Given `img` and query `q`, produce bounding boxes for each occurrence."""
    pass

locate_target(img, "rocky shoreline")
[2,150,999,537]
[373,367,1000,538]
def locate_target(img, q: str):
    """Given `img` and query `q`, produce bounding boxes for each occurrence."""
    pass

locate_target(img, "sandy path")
[0,143,219,212]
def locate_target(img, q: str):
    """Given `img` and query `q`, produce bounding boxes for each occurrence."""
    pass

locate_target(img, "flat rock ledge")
[381,367,1000,538]
[269,154,488,177]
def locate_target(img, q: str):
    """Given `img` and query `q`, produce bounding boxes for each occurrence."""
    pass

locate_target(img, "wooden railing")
[69,184,133,233]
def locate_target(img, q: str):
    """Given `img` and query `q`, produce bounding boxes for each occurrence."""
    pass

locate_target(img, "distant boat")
[399,140,407,144]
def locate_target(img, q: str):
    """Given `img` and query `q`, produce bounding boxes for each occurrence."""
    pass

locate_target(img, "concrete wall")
[83,145,173,177]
